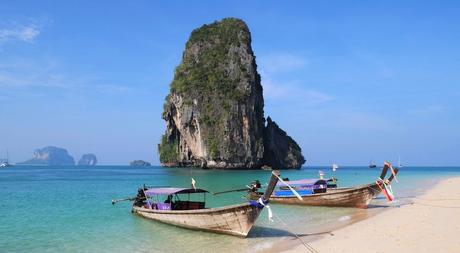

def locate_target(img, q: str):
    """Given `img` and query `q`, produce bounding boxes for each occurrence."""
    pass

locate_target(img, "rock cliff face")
[19,146,75,166]
[263,117,305,169]
[159,18,305,169]
[78,154,98,166]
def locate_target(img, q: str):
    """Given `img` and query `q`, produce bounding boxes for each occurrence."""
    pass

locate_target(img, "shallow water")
[0,166,459,253]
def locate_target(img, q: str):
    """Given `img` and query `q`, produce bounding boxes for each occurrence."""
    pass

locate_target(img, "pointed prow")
[262,170,281,201]
[379,161,399,182]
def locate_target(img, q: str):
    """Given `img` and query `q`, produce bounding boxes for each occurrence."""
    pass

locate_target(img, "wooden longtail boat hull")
[131,170,280,237]
[132,203,261,237]
[260,163,399,208]
[252,183,382,208]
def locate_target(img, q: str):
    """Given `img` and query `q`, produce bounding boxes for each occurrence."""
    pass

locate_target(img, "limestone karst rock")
[78,154,98,166]
[130,160,152,167]
[159,18,305,169]
[263,117,305,169]
[19,146,75,166]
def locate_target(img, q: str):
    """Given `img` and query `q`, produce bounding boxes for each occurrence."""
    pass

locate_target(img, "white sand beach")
[284,177,460,253]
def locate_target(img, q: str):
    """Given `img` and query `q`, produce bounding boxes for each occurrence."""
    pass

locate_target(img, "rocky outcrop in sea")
[19,146,75,166]
[78,154,98,166]
[263,117,306,169]
[130,160,151,167]
[158,18,305,169]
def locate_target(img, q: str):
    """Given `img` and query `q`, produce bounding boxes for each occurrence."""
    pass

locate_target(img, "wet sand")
[283,177,460,253]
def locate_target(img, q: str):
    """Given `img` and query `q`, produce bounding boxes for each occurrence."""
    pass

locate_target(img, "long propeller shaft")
[213,188,249,195]
[111,197,136,205]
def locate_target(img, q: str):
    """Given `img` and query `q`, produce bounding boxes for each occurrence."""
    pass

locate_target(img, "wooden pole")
[263,170,280,201]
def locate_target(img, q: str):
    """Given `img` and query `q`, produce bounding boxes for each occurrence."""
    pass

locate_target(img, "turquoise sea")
[1,166,459,253]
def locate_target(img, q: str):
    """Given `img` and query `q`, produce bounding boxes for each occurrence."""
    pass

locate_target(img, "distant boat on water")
[397,157,403,168]
[332,163,338,171]
[0,150,13,168]
[0,161,10,167]
[369,160,377,168]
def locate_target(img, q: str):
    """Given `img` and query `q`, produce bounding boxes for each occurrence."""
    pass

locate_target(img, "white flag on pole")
[191,178,196,190]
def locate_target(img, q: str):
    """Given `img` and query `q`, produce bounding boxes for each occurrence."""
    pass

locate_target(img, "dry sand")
[284,177,460,253]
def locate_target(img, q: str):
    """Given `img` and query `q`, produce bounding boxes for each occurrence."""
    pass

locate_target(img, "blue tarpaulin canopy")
[276,179,324,187]
[274,189,314,197]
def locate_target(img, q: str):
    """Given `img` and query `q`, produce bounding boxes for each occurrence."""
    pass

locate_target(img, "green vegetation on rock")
[158,134,179,163]
[165,18,259,156]
[207,135,220,159]
[170,18,250,102]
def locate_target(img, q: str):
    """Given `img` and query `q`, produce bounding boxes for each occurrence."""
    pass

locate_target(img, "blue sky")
[0,1,459,165]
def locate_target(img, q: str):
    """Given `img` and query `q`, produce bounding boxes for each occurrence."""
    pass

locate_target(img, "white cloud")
[262,76,333,105]
[93,84,131,94]
[334,111,393,131]
[0,59,66,88]
[257,53,333,107]
[258,53,308,74]
[0,57,131,95]
[0,25,40,44]
[409,105,447,116]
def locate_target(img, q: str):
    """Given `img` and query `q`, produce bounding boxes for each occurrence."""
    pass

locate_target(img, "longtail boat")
[249,162,398,209]
[113,170,280,237]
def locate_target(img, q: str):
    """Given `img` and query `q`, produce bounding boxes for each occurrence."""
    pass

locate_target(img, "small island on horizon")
[130,160,151,167]
[17,146,76,166]
[78,153,98,166]
[16,146,98,166]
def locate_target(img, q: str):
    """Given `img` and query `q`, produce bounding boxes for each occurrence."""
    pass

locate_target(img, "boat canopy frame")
[143,188,209,210]
[144,188,209,196]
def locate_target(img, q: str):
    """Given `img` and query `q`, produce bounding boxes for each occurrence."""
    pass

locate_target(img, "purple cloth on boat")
[276,179,320,186]
[144,187,209,196]
[156,203,171,210]
[145,188,187,196]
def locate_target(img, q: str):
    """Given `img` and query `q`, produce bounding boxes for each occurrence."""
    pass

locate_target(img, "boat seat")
[156,203,172,210]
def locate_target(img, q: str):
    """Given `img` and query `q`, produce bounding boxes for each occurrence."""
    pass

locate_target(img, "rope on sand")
[397,196,460,208]
[413,197,460,201]
[273,213,320,253]
[411,201,460,209]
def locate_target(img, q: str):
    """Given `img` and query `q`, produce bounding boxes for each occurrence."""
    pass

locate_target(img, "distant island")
[18,146,75,166]
[130,160,151,167]
[78,154,98,166]
[158,18,305,169]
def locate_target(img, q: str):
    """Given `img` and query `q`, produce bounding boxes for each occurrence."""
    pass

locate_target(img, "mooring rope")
[413,197,460,201]
[370,191,460,209]
[366,190,460,209]
[273,213,320,253]
[411,201,460,208]
[409,197,460,209]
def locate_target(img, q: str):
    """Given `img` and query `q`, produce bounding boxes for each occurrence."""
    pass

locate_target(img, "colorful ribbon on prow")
[258,197,273,222]
[191,178,196,190]
[376,179,395,201]
[385,161,399,183]
[249,197,273,222]
[376,161,397,202]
